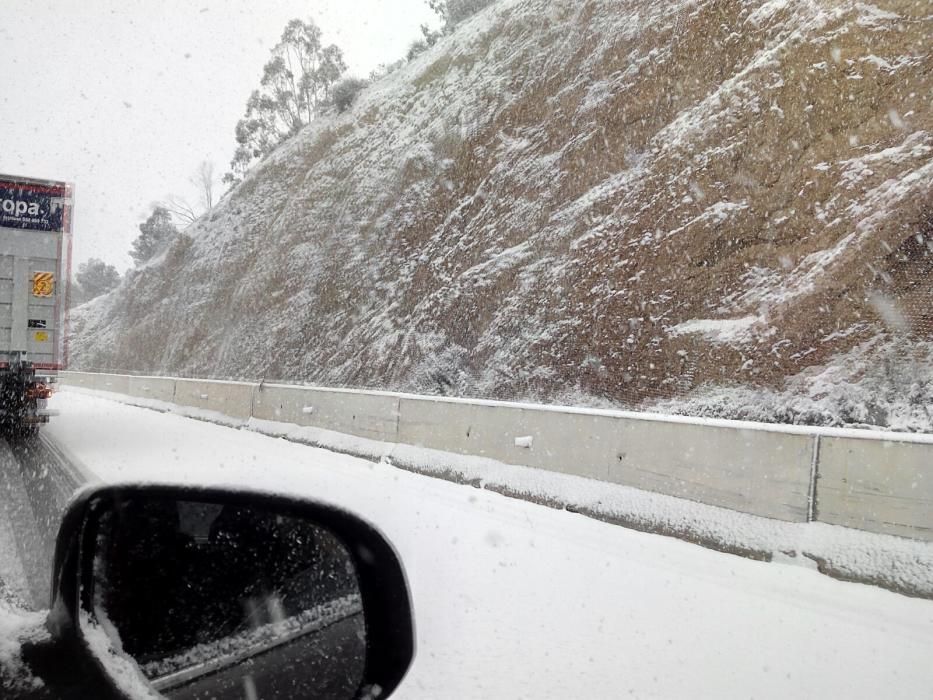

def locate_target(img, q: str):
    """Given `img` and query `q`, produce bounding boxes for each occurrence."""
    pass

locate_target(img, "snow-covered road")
[26,391,933,698]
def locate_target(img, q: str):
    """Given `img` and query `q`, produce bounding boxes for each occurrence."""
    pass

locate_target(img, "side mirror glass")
[66,489,411,699]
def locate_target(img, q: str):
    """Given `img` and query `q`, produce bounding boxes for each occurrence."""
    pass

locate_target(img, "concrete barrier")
[94,373,131,396]
[398,397,813,521]
[609,419,814,522]
[127,375,176,404]
[253,384,400,442]
[60,371,175,403]
[173,379,256,421]
[59,371,96,389]
[398,397,618,481]
[56,371,933,540]
[817,435,933,541]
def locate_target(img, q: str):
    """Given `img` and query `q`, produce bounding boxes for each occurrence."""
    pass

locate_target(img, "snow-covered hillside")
[70,0,931,429]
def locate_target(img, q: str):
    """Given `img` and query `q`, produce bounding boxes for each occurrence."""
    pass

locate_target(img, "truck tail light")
[27,383,53,400]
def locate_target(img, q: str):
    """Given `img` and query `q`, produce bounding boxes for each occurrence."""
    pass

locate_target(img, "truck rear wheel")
[0,373,41,440]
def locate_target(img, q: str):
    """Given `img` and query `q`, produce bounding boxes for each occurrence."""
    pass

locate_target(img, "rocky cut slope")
[71,0,932,423]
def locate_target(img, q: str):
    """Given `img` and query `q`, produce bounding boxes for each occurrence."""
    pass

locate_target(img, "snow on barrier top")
[58,372,933,542]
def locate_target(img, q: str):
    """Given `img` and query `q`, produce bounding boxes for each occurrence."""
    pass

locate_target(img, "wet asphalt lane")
[0,434,85,609]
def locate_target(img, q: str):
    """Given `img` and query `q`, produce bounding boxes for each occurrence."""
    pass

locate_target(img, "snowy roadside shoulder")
[60,386,933,599]
[384,443,933,600]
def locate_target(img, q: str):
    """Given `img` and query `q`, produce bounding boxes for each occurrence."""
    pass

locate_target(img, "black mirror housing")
[48,484,415,700]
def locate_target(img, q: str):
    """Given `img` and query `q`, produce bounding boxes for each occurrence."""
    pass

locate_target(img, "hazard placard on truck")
[0,173,73,433]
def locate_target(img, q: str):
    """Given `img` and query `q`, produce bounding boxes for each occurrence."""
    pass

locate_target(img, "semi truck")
[0,173,73,435]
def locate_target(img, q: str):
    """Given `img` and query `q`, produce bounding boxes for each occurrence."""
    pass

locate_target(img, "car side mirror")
[48,485,414,699]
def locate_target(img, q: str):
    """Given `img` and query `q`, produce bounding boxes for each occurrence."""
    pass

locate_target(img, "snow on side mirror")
[50,485,414,700]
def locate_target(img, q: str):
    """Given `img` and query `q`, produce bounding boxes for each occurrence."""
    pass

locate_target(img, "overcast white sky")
[0,1,437,271]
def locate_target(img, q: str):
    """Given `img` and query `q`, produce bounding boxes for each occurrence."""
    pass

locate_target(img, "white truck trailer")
[0,173,73,434]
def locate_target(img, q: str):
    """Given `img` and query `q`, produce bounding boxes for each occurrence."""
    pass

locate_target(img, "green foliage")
[71,258,121,306]
[407,38,430,61]
[226,18,347,184]
[130,206,179,266]
[411,0,494,62]
[369,60,405,82]
[428,0,496,32]
[331,77,369,113]
[410,15,444,61]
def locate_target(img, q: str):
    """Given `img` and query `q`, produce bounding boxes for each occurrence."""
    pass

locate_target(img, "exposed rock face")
[71,0,931,415]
